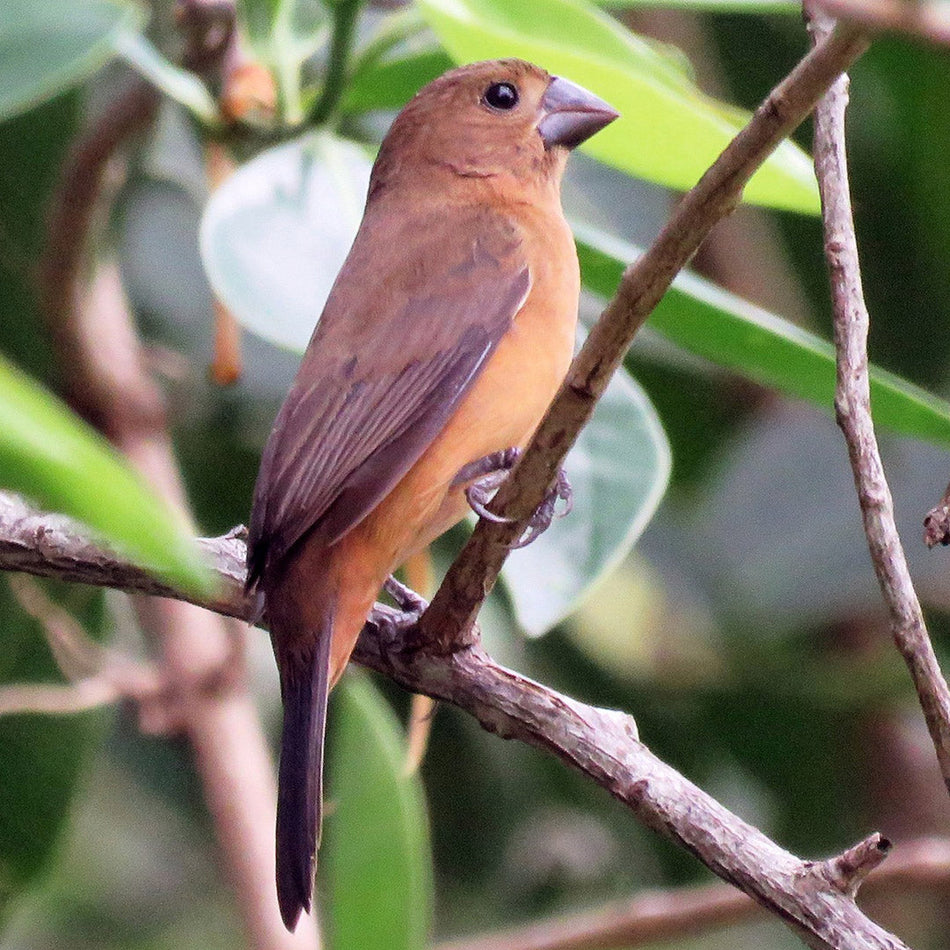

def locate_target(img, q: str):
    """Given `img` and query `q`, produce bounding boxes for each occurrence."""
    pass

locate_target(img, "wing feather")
[247,203,530,589]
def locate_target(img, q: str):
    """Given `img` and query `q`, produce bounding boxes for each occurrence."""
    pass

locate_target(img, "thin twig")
[807,1,950,795]
[433,837,950,950]
[817,0,950,46]
[309,0,363,125]
[0,679,122,717]
[3,574,164,720]
[8,573,106,679]
[418,21,871,652]
[923,480,950,547]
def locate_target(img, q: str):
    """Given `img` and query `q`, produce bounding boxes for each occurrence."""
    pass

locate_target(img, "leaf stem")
[310,0,363,125]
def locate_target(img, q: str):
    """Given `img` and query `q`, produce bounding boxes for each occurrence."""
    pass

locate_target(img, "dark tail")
[276,628,332,931]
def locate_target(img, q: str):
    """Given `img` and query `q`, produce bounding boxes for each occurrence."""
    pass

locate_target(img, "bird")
[245,58,618,930]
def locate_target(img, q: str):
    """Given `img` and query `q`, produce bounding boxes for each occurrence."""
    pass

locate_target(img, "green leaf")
[0,355,212,594]
[324,672,433,950]
[0,581,109,920]
[502,347,671,636]
[596,0,799,11]
[416,0,819,213]
[200,131,373,352]
[343,48,455,114]
[238,0,284,43]
[576,225,950,448]
[113,30,220,126]
[0,0,145,121]
[239,0,330,123]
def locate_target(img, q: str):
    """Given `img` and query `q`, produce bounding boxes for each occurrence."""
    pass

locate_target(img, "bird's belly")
[355,288,578,572]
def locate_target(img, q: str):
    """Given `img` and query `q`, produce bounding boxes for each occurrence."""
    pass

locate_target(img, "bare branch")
[8,573,107,679]
[923,481,950,548]
[434,837,950,950]
[0,491,251,618]
[812,833,891,897]
[2,573,165,720]
[817,0,950,46]
[35,50,318,945]
[0,504,911,949]
[418,21,871,652]
[808,2,950,794]
[0,679,122,717]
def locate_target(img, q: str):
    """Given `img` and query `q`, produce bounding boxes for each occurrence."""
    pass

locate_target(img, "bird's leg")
[453,448,573,546]
[383,575,429,619]
[508,468,573,549]
[452,447,522,524]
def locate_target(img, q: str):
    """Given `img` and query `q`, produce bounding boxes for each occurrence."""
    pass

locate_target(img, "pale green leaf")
[0,355,212,594]
[324,673,433,950]
[416,0,819,213]
[199,131,373,352]
[0,0,145,120]
[503,346,671,635]
[576,225,950,447]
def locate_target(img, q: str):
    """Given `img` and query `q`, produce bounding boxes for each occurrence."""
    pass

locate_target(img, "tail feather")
[276,628,333,931]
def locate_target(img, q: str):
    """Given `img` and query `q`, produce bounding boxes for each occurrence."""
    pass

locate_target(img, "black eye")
[483,82,519,111]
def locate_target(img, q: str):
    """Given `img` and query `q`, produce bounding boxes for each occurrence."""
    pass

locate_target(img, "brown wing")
[246,202,530,591]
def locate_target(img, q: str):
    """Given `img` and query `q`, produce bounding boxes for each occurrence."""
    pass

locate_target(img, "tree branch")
[0,498,911,950]
[807,2,950,795]
[433,837,950,950]
[816,0,950,46]
[418,20,871,652]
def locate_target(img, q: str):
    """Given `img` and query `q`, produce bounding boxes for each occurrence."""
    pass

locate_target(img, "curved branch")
[434,837,950,950]
[0,497,910,950]
[418,21,871,651]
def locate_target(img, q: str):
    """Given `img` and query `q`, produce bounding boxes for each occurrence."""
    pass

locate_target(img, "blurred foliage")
[1,0,950,949]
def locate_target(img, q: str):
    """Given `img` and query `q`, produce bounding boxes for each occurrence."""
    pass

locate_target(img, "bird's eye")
[483,82,519,111]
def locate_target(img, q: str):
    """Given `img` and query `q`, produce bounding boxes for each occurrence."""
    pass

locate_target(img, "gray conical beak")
[537,76,619,150]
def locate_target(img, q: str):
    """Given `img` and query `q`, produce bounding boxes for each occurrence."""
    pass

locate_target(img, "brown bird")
[246,58,618,930]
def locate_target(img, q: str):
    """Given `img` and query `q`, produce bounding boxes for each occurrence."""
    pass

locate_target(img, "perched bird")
[246,58,618,930]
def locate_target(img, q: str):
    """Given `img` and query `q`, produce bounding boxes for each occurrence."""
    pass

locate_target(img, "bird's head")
[369,59,618,198]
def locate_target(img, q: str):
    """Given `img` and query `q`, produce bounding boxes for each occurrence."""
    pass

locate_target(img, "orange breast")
[324,204,579,683]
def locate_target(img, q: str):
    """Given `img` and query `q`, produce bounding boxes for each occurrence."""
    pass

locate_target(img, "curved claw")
[465,482,515,524]
[553,469,574,519]
[383,576,429,615]
[507,468,574,549]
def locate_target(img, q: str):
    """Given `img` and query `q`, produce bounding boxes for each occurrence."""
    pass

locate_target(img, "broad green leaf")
[597,0,799,10]
[240,0,329,123]
[503,345,671,636]
[113,30,219,126]
[0,581,109,920]
[576,225,950,447]
[343,48,455,114]
[324,672,433,950]
[238,0,284,42]
[200,131,373,352]
[0,355,212,594]
[0,0,145,121]
[416,0,819,213]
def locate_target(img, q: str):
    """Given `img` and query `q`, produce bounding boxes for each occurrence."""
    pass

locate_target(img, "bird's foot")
[452,447,522,524]
[508,468,573,549]
[383,575,429,619]
[453,448,573,548]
